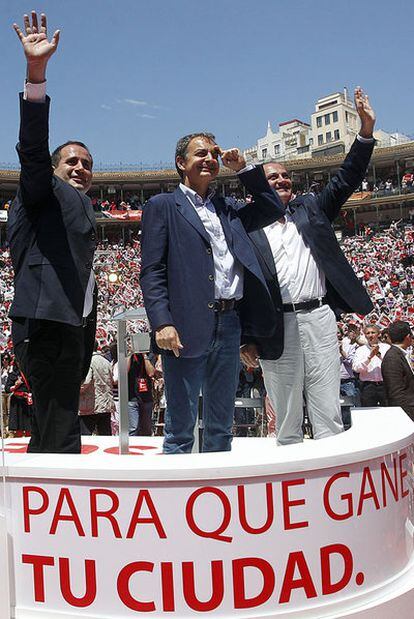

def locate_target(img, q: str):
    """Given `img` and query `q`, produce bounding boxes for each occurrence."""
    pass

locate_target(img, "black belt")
[213,298,237,312]
[282,297,327,313]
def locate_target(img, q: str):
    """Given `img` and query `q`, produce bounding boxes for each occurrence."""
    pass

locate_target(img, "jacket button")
[91,233,96,241]
[208,302,214,309]
[206,247,212,254]
[86,262,92,270]
[208,274,214,281]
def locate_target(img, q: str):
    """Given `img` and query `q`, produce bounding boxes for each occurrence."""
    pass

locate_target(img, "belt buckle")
[291,301,297,312]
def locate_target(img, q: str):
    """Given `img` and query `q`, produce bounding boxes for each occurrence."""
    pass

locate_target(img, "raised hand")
[13,12,60,82]
[354,87,375,138]
[220,148,247,173]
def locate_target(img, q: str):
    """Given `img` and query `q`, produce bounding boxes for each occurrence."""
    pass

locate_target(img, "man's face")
[348,329,358,343]
[53,144,93,193]
[177,137,220,187]
[263,162,293,206]
[365,327,379,346]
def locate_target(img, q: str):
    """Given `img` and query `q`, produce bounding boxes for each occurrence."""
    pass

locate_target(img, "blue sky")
[0,0,413,168]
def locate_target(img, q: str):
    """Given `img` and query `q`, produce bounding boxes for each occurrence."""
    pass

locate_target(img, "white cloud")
[123,98,148,106]
[138,113,156,119]
[100,104,112,110]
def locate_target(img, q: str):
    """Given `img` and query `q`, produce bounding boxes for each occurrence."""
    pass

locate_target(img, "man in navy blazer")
[140,133,285,453]
[241,88,375,445]
[8,13,97,453]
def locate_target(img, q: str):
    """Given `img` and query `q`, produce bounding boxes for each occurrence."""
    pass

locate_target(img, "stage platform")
[1,407,414,618]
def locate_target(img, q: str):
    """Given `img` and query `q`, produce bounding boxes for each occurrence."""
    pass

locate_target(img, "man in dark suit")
[382,321,414,420]
[140,133,285,453]
[7,12,97,453]
[241,88,375,445]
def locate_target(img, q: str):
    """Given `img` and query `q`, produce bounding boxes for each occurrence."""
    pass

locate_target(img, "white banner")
[8,446,414,617]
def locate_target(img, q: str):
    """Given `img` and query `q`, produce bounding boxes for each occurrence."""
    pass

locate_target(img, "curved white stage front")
[1,407,414,618]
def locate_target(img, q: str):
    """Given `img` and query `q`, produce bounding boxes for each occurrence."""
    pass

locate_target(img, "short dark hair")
[175,132,216,179]
[51,141,93,168]
[388,321,411,344]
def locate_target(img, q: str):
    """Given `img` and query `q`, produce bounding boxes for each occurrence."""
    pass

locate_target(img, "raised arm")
[13,12,60,206]
[317,87,376,222]
[220,148,285,231]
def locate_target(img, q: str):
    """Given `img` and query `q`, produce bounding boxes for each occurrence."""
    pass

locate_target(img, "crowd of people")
[1,14,412,453]
[2,221,414,438]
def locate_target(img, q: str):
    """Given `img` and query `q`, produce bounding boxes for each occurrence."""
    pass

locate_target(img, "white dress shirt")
[24,80,95,318]
[179,184,243,300]
[263,211,326,304]
[340,339,359,380]
[262,133,373,305]
[352,342,390,382]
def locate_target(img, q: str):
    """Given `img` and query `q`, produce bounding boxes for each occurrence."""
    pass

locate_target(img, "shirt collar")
[179,183,215,207]
[393,343,410,357]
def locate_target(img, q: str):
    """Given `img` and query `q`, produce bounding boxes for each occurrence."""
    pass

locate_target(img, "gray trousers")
[260,304,343,445]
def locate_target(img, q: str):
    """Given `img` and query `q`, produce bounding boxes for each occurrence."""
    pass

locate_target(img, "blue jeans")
[340,379,361,407]
[128,398,153,436]
[162,310,241,454]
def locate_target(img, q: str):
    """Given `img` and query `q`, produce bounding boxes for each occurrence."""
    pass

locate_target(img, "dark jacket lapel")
[249,228,277,279]
[174,187,210,244]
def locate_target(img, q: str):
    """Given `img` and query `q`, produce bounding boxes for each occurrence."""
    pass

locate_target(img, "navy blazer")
[382,346,414,420]
[244,138,375,360]
[140,166,285,358]
[7,95,97,328]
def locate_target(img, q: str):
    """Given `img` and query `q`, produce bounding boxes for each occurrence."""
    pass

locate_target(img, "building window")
[261,148,267,159]
[332,111,338,122]
[324,114,330,125]
[316,116,322,128]
[334,129,340,140]
[326,131,332,142]
[318,134,323,145]
[345,111,349,122]
[274,144,280,155]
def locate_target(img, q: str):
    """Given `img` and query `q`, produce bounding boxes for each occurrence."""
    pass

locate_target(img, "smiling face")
[176,136,220,190]
[364,326,380,346]
[263,162,293,206]
[53,144,93,193]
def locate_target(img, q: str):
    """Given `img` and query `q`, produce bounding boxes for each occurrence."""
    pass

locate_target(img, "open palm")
[13,12,60,63]
[354,87,375,125]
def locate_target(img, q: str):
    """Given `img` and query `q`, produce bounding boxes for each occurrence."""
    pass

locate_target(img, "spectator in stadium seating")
[127,352,155,436]
[8,12,97,453]
[353,324,390,406]
[240,87,375,445]
[140,133,284,453]
[381,321,414,420]
[79,341,115,435]
[5,359,33,436]
[338,325,360,406]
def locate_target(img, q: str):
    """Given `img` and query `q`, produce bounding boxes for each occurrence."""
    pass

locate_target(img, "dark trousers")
[13,320,86,453]
[360,381,387,407]
[79,413,112,436]
[128,398,153,436]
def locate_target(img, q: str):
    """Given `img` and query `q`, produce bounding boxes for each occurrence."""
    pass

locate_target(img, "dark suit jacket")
[140,166,285,358]
[244,138,375,360]
[382,345,414,420]
[7,95,97,369]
